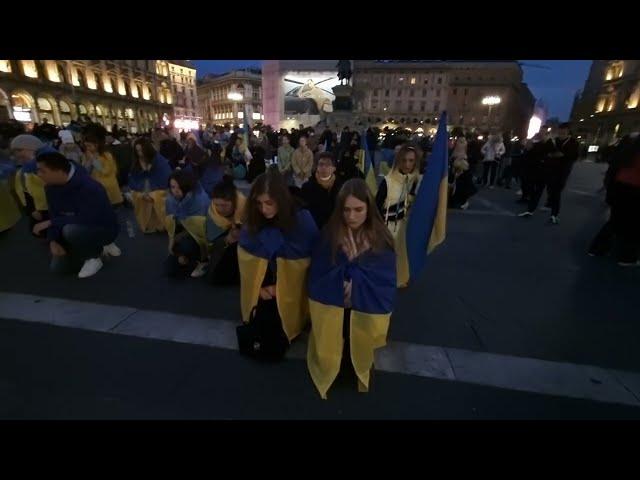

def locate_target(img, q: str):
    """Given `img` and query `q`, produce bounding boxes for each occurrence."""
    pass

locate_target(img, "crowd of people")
[1,114,638,399]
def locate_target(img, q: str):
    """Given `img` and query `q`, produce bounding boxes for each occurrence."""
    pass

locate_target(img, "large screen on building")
[282,71,340,115]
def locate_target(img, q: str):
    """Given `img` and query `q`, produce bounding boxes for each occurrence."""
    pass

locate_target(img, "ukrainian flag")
[396,112,448,286]
[359,131,378,195]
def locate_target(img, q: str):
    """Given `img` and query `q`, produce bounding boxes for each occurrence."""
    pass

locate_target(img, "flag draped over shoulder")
[405,112,449,281]
[359,130,378,195]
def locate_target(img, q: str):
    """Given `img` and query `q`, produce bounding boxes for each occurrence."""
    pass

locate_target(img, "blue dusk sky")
[192,60,592,122]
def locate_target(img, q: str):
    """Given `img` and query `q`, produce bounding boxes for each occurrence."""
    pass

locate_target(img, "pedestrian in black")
[299,152,344,229]
[588,133,640,266]
[517,132,552,218]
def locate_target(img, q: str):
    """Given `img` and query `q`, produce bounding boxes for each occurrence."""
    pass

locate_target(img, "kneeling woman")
[307,178,396,399]
[238,170,318,350]
[129,138,172,234]
[204,175,246,284]
[164,169,210,278]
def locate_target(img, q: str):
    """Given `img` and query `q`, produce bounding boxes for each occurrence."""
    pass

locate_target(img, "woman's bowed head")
[325,178,395,263]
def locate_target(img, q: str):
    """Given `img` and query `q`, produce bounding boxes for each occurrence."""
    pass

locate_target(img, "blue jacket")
[128,153,172,192]
[45,162,119,242]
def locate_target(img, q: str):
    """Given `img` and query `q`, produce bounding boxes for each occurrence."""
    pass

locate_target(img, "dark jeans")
[482,161,499,186]
[589,183,640,263]
[50,224,116,274]
[545,164,573,216]
[165,234,201,277]
[526,177,547,213]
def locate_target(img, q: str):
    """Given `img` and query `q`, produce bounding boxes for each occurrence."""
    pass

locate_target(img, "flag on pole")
[359,130,378,195]
[395,112,449,286]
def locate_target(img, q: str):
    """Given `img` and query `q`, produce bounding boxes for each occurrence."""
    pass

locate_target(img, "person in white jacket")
[480,134,505,188]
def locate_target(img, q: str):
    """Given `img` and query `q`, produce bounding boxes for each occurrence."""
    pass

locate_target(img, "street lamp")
[482,95,501,127]
[227,84,244,125]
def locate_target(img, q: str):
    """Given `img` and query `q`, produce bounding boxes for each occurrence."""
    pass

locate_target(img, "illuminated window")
[21,60,38,78]
[118,79,126,96]
[0,60,11,73]
[37,97,52,111]
[627,85,640,109]
[102,76,112,93]
[410,77,416,85]
[595,97,605,113]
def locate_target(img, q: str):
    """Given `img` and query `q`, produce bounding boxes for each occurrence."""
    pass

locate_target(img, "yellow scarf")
[208,191,246,230]
[315,172,336,191]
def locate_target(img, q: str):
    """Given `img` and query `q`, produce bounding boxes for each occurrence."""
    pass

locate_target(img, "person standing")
[480,133,505,188]
[291,135,314,188]
[306,178,396,399]
[541,123,579,224]
[277,134,295,184]
[300,152,344,229]
[517,132,553,218]
[588,134,640,266]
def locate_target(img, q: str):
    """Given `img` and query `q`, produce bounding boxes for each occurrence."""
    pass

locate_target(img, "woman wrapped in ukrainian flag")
[238,169,318,348]
[164,169,210,278]
[307,178,397,399]
[204,174,246,285]
[129,138,172,234]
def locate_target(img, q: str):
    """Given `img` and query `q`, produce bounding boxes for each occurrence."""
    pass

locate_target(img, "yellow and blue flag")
[359,131,378,195]
[405,112,448,281]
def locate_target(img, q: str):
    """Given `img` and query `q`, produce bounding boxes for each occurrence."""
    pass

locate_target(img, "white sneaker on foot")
[550,215,559,225]
[460,201,469,210]
[517,211,533,217]
[516,190,523,195]
[190,261,209,278]
[78,258,103,278]
[102,243,121,257]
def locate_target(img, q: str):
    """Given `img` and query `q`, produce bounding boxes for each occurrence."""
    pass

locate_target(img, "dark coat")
[300,175,345,229]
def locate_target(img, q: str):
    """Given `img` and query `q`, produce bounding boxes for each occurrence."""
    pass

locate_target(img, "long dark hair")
[169,169,197,198]
[131,137,156,173]
[245,169,297,235]
[325,178,395,262]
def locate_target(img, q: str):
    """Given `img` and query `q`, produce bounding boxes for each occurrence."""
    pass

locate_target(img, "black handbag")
[236,298,290,361]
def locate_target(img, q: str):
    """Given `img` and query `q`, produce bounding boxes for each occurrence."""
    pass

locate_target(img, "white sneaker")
[78,258,103,279]
[102,243,121,257]
[516,190,523,196]
[460,201,469,210]
[550,216,559,225]
[517,211,533,217]
[190,261,209,278]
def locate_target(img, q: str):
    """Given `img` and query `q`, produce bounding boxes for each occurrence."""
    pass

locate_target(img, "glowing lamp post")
[481,95,501,127]
[227,85,244,125]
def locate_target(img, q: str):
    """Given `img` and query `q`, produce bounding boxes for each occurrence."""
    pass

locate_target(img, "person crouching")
[34,151,121,279]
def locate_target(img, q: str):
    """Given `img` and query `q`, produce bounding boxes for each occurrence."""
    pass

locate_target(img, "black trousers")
[482,161,499,186]
[545,164,572,216]
[589,182,640,263]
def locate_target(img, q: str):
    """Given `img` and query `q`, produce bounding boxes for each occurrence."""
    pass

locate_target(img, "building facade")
[197,69,263,127]
[352,61,535,137]
[0,60,174,133]
[167,60,199,130]
[570,60,640,145]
